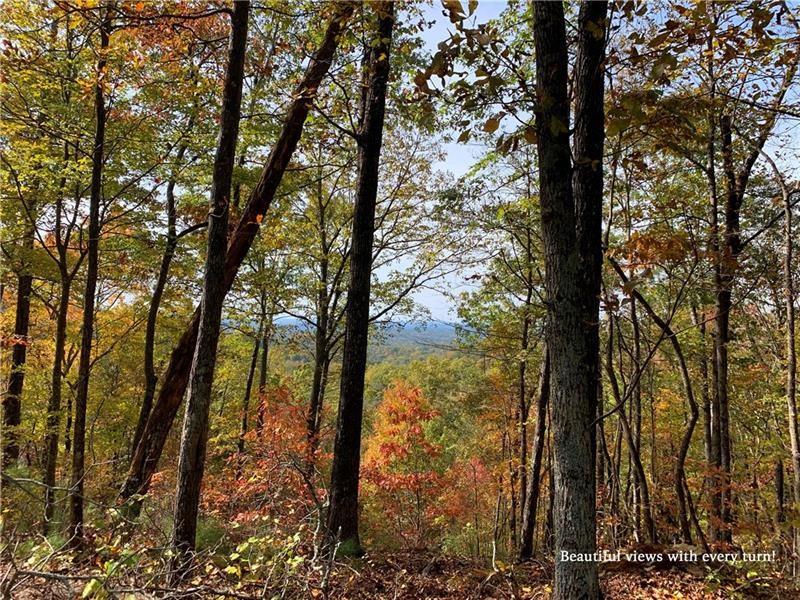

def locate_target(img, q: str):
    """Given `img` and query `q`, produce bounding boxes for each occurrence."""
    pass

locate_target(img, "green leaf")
[82,579,102,599]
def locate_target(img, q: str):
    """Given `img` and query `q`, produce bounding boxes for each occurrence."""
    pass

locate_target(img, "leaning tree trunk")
[518,348,550,561]
[532,2,607,597]
[169,1,249,577]
[2,228,34,467]
[326,1,395,554]
[68,8,109,546]
[119,1,356,503]
[132,140,191,457]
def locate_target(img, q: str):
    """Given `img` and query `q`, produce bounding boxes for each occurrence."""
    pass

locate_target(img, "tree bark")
[119,1,356,503]
[606,315,657,543]
[170,1,249,573]
[518,348,550,561]
[132,139,191,457]
[256,314,271,431]
[783,184,799,565]
[238,316,263,456]
[2,230,33,467]
[325,1,394,555]
[68,7,110,546]
[532,2,606,597]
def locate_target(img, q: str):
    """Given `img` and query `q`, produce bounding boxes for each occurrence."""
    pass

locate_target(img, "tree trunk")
[606,315,657,544]
[326,1,394,555]
[119,2,355,503]
[518,348,550,561]
[132,141,190,457]
[307,251,329,451]
[775,458,785,552]
[2,231,33,467]
[518,312,531,516]
[170,1,249,574]
[610,259,698,544]
[238,318,262,456]
[68,8,109,546]
[532,2,606,597]
[783,182,799,567]
[43,276,70,532]
[256,315,271,431]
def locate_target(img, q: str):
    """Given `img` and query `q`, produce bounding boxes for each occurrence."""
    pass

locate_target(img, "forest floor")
[2,548,798,599]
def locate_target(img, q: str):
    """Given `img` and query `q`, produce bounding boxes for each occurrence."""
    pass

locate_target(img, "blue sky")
[405,1,509,322]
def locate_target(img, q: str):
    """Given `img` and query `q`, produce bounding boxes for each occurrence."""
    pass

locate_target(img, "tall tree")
[518,347,549,560]
[120,0,356,504]
[2,220,33,466]
[326,1,395,554]
[532,1,606,597]
[170,0,249,573]
[67,3,110,546]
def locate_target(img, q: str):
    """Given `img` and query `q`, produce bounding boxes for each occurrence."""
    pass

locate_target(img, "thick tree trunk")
[518,348,550,561]
[68,9,109,546]
[326,1,394,555]
[532,2,606,597]
[3,233,33,466]
[119,2,355,503]
[170,1,249,573]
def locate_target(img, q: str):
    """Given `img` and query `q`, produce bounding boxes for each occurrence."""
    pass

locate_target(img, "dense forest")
[1,1,799,598]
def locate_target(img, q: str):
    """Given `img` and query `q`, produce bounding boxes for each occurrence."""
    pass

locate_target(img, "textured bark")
[68,8,109,546]
[2,233,33,467]
[518,348,550,561]
[119,1,355,502]
[532,2,606,597]
[326,1,395,554]
[170,1,249,571]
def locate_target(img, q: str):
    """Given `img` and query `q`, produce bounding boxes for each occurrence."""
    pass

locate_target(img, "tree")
[120,0,357,504]
[67,3,111,546]
[2,215,33,467]
[362,381,442,549]
[326,0,395,555]
[170,0,249,574]
[532,2,607,597]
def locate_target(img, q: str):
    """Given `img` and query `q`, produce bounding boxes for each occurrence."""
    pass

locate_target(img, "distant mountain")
[368,321,458,363]
[271,318,460,364]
